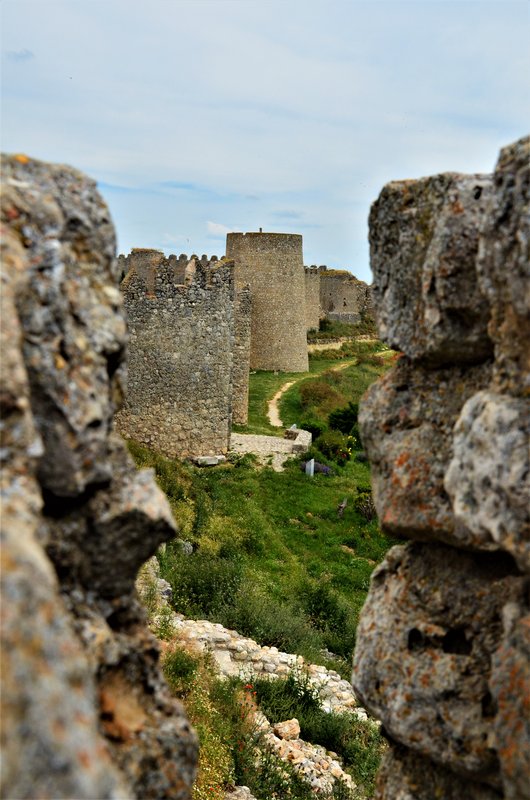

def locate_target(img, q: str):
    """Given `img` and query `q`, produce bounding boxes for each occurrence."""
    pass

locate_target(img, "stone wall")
[0,155,197,798]
[116,253,250,456]
[304,266,322,331]
[352,136,529,799]
[232,287,252,424]
[226,231,309,372]
[319,269,373,325]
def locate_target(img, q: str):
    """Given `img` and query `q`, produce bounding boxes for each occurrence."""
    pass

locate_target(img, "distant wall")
[319,270,372,323]
[304,267,321,331]
[226,232,309,372]
[116,252,244,457]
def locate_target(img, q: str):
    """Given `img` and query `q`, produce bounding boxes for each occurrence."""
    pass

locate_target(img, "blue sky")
[2,0,529,282]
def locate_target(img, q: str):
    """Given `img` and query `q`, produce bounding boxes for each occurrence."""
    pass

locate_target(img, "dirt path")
[267,359,356,428]
[268,381,296,427]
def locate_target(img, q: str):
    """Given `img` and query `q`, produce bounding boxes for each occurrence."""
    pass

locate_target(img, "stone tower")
[226,231,309,372]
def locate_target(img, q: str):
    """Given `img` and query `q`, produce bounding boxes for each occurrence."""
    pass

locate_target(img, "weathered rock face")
[359,357,492,544]
[1,155,197,798]
[354,136,530,800]
[354,543,524,783]
[369,172,493,366]
[476,136,530,397]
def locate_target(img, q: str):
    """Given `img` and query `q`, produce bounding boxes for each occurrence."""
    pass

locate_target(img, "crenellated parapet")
[116,251,250,456]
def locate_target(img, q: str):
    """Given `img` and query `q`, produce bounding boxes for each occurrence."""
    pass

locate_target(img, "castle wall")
[352,136,530,799]
[304,267,321,331]
[232,288,252,424]
[116,253,240,458]
[319,270,372,324]
[226,232,309,372]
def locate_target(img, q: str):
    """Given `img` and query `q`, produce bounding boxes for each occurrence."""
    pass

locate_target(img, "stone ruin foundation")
[352,135,529,800]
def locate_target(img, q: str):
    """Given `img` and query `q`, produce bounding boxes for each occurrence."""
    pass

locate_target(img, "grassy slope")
[129,341,397,673]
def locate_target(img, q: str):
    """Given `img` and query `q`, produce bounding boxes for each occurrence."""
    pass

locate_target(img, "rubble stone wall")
[226,231,309,372]
[319,270,373,324]
[116,253,249,457]
[0,155,197,799]
[352,136,530,800]
[304,266,322,331]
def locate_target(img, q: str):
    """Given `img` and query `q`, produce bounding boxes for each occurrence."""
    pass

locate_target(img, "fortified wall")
[353,136,529,799]
[116,251,251,457]
[319,268,374,325]
[0,155,197,799]
[304,266,322,331]
[227,231,309,372]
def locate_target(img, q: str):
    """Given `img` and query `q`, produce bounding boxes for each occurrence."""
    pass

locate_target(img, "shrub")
[299,417,327,439]
[158,548,243,618]
[328,402,359,436]
[354,492,377,521]
[299,380,345,413]
[315,430,352,464]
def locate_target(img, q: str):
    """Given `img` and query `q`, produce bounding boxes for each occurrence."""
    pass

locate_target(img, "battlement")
[116,250,250,457]
[120,250,230,297]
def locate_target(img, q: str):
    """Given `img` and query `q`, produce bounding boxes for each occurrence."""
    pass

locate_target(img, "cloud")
[6,48,34,62]
[207,221,234,237]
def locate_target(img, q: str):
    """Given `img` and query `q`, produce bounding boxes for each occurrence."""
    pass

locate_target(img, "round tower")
[226,232,309,372]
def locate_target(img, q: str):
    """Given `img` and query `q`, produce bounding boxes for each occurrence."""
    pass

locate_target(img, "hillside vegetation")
[129,336,396,798]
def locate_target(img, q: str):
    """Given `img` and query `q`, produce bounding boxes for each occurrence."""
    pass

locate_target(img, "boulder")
[374,742,503,800]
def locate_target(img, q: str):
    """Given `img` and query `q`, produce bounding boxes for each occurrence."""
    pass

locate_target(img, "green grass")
[129,442,396,674]
[128,338,397,674]
[161,645,379,799]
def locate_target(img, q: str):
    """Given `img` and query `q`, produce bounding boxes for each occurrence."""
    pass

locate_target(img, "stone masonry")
[352,135,529,800]
[116,252,251,456]
[227,231,309,372]
[304,266,322,331]
[1,154,197,798]
[319,269,374,325]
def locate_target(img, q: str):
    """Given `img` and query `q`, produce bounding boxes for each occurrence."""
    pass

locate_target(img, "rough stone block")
[369,172,493,365]
[489,601,530,800]
[374,742,503,800]
[358,357,492,545]
[273,719,301,740]
[445,391,530,572]
[477,135,530,396]
[352,542,525,784]
[1,154,198,798]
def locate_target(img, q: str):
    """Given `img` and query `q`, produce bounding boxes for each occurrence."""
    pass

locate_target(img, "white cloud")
[2,0,529,282]
[207,221,235,237]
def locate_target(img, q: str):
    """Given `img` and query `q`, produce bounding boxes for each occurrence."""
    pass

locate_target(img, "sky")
[1,0,529,282]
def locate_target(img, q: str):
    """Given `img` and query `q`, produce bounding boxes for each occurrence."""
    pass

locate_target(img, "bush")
[299,380,345,413]
[299,417,327,439]
[253,670,385,797]
[315,430,352,465]
[158,547,243,618]
[328,402,359,436]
